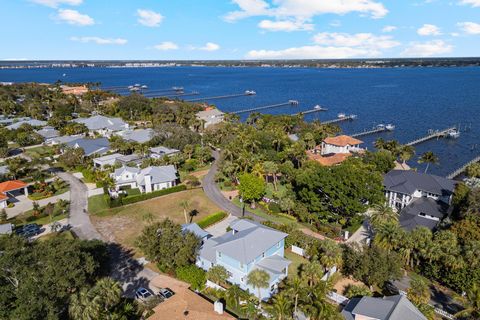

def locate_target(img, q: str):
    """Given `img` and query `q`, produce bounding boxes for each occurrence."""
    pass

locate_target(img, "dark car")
[135,287,154,301]
[158,288,174,299]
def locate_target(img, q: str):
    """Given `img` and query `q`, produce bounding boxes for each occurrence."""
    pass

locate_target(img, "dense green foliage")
[0,236,110,320]
[175,265,206,291]
[196,211,227,229]
[108,185,187,207]
[238,172,266,207]
[135,219,200,272]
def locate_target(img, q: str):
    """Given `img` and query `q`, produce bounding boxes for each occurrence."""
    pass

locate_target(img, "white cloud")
[382,25,397,32]
[246,46,372,59]
[247,31,399,59]
[313,32,400,50]
[459,0,480,7]
[225,0,388,23]
[136,9,163,27]
[402,40,453,57]
[258,19,313,31]
[56,9,94,26]
[70,37,127,45]
[198,42,220,51]
[154,41,179,50]
[31,0,82,8]
[417,24,442,36]
[457,22,480,35]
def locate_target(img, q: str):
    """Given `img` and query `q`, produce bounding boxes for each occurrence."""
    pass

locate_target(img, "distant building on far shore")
[60,85,88,96]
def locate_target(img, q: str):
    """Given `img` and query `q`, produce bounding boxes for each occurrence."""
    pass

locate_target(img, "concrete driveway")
[205,214,238,237]
[6,192,70,219]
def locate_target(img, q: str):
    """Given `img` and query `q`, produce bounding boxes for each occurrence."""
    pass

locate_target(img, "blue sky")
[1,0,479,60]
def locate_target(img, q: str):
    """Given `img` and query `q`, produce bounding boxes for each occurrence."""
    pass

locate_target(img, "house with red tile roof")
[307,135,364,167]
[0,180,28,209]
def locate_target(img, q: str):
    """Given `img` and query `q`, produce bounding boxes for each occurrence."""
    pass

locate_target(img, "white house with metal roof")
[5,119,47,130]
[149,146,180,159]
[116,128,154,144]
[73,115,128,137]
[197,219,291,300]
[93,153,123,169]
[112,165,177,193]
[66,137,111,157]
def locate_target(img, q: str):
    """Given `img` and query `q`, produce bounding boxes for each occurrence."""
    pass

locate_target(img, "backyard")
[90,188,222,248]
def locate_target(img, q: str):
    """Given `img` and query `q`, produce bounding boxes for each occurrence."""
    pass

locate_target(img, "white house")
[73,115,128,137]
[321,135,363,155]
[112,165,177,193]
[383,170,456,231]
[116,128,154,144]
[149,146,180,159]
[93,153,123,169]
[195,109,225,129]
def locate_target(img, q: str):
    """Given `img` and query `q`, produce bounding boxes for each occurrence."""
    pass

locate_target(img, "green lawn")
[38,230,75,241]
[285,249,308,277]
[24,146,55,159]
[88,194,110,215]
[231,197,299,226]
[12,212,68,227]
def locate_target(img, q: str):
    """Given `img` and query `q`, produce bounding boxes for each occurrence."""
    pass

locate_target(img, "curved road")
[203,150,265,222]
[57,172,103,240]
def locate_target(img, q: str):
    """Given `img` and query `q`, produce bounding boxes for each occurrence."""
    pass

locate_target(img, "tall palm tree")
[225,284,245,310]
[263,161,279,191]
[247,269,270,301]
[373,221,404,251]
[266,291,293,320]
[240,298,260,320]
[374,137,386,150]
[286,276,305,316]
[369,203,399,229]
[456,283,480,319]
[69,288,102,320]
[399,145,415,164]
[319,240,343,271]
[418,151,439,174]
[180,200,190,224]
[301,261,324,288]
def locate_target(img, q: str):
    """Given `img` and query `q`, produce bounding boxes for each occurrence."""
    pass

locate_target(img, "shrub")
[109,185,187,207]
[344,284,372,298]
[197,211,227,229]
[268,202,282,214]
[175,265,206,291]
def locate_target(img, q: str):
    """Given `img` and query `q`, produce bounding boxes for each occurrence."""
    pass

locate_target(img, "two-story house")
[73,115,128,137]
[383,170,456,231]
[307,135,364,166]
[112,165,177,193]
[197,219,291,300]
[342,295,426,320]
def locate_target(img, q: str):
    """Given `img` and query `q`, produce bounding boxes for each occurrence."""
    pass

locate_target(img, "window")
[240,262,244,269]
[241,277,244,283]
[262,252,265,258]
[218,252,222,258]
[277,242,281,248]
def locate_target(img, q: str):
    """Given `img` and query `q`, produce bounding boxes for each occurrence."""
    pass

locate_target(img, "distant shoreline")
[0,58,479,70]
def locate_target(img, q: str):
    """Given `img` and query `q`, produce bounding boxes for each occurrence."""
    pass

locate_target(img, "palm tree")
[93,278,122,312]
[207,265,229,285]
[247,269,270,301]
[301,261,323,288]
[303,132,316,151]
[456,283,480,319]
[286,277,305,317]
[225,284,245,310]
[407,277,431,307]
[373,221,404,251]
[266,291,293,320]
[319,240,343,271]
[374,137,386,150]
[240,298,260,320]
[369,203,399,228]
[69,288,102,320]
[263,161,279,191]
[418,151,439,173]
[180,200,190,224]
[399,145,415,164]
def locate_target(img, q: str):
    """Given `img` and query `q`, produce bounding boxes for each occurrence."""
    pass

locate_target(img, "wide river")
[1,66,479,176]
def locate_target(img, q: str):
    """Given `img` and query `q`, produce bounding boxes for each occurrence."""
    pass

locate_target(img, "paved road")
[57,172,103,240]
[6,192,71,219]
[203,150,265,222]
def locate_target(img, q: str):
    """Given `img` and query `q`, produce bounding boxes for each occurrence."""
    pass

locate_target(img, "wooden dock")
[446,154,480,179]
[294,107,328,116]
[186,92,254,102]
[233,100,299,115]
[322,115,357,125]
[405,127,457,146]
[352,127,388,138]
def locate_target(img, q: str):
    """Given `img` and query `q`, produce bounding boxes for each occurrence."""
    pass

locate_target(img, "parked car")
[15,224,41,238]
[158,288,174,299]
[135,287,154,301]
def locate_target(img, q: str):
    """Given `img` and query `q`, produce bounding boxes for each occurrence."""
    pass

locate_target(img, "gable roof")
[67,137,110,156]
[399,197,449,231]
[201,219,288,264]
[117,128,154,143]
[384,170,456,196]
[6,119,47,130]
[73,115,127,131]
[324,135,363,147]
[342,295,426,320]
[182,223,211,240]
[36,126,60,139]
[137,165,177,185]
[150,146,180,156]
[308,152,352,166]
[0,180,28,193]
[93,153,123,163]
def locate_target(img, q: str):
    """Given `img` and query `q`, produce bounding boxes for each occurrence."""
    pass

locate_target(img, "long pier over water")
[446,154,480,179]
[232,101,298,114]
[322,115,357,125]
[352,126,388,138]
[405,127,457,146]
[186,92,254,102]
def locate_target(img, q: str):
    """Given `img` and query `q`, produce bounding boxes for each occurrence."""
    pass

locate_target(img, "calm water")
[1,66,479,176]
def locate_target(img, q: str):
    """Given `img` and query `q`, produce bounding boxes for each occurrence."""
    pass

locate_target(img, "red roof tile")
[0,180,28,193]
[323,135,363,147]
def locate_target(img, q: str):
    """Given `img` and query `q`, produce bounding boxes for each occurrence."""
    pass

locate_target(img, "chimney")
[214,301,224,315]
[144,175,152,193]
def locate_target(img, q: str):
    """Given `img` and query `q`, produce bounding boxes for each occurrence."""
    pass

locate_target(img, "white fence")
[433,307,456,320]
[291,245,306,257]
[327,291,349,305]
[205,280,225,291]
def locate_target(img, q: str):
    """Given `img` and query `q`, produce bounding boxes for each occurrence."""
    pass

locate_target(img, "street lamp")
[239,197,245,217]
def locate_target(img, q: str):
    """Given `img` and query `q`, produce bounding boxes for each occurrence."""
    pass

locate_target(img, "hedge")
[197,211,227,229]
[109,185,187,208]
[175,265,206,291]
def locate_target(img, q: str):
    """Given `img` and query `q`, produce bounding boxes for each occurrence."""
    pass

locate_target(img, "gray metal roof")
[200,219,288,265]
[150,146,180,156]
[36,126,60,139]
[0,223,13,235]
[182,223,211,240]
[114,166,140,177]
[384,170,455,196]
[137,165,177,185]
[73,115,127,131]
[342,295,426,320]
[399,197,448,231]
[256,254,291,275]
[93,153,123,163]
[6,119,47,130]
[0,166,8,176]
[117,129,154,143]
[67,137,110,156]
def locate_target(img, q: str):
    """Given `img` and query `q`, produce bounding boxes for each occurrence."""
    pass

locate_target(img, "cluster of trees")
[0,235,140,319]
[0,124,44,147]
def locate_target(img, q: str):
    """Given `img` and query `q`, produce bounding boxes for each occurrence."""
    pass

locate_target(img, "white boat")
[173,86,184,91]
[350,114,357,119]
[134,83,140,87]
[62,73,66,77]
[314,105,322,110]
[386,124,395,131]
[447,128,460,138]
[128,85,134,89]
[377,124,386,129]
[141,85,148,89]
[245,90,256,95]
[338,113,346,118]
[130,87,140,92]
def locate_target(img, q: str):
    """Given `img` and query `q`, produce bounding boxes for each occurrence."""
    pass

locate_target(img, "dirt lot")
[333,276,367,295]
[91,189,221,248]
